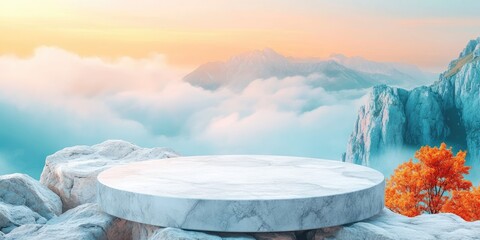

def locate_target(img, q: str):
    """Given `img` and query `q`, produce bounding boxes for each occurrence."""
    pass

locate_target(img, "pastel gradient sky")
[0,1,479,179]
[1,0,480,71]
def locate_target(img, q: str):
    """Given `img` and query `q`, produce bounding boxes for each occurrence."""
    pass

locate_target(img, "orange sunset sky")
[1,0,480,71]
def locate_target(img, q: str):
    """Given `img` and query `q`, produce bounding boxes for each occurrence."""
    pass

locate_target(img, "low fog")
[0,47,369,177]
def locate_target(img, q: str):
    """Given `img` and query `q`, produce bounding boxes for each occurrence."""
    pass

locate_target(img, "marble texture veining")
[97,155,385,232]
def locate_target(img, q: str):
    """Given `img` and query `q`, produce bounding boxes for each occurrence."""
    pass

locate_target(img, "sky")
[0,1,479,178]
[1,0,480,72]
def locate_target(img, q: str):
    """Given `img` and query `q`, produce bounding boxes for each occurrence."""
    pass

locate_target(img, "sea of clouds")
[0,47,368,177]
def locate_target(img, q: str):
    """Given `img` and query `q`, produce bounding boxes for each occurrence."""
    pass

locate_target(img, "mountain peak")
[229,48,286,63]
[260,47,279,55]
[459,37,480,59]
[329,53,364,62]
[444,37,480,78]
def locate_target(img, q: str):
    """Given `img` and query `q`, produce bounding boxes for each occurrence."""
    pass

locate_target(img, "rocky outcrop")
[345,37,480,165]
[344,85,408,165]
[2,141,179,239]
[433,38,480,163]
[1,140,480,239]
[140,209,480,240]
[40,140,179,211]
[0,174,61,234]
[5,203,131,240]
[324,208,480,240]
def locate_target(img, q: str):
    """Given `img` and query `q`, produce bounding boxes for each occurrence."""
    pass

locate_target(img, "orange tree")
[442,186,480,221]
[385,143,472,216]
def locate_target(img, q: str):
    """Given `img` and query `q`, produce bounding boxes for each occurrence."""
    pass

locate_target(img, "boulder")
[0,174,61,234]
[5,203,132,240]
[40,140,179,211]
[0,203,47,234]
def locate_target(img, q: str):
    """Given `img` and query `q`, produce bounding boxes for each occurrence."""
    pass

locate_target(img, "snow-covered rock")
[323,208,480,240]
[40,140,179,211]
[183,48,434,92]
[0,174,61,234]
[5,203,131,240]
[345,37,480,166]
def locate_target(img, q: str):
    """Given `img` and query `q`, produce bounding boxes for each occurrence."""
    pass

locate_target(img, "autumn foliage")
[385,143,480,221]
[442,186,480,221]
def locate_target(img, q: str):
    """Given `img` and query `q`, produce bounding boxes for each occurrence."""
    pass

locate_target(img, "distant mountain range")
[344,37,480,174]
[183,48,436,91]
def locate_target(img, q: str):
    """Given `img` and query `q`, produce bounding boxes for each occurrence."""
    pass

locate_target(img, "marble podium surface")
[97,155,385,232]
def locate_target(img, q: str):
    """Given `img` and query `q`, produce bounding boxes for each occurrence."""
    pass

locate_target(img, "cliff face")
[344,85,408,165]
[345,37,480,166]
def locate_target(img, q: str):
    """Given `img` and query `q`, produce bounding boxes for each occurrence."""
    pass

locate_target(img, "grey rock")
[40,140,179,211]
[5,203,131,240]
[0,174,61,219]
[0,203,46,234]
[0,174,61,234]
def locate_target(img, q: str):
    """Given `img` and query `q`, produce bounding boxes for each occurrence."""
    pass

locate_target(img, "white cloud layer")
[0,47,367,177]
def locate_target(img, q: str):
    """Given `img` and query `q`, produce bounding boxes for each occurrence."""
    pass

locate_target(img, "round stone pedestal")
[97,155,384,232]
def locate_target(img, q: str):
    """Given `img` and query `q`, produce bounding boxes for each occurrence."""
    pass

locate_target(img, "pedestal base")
[97,155,384,232]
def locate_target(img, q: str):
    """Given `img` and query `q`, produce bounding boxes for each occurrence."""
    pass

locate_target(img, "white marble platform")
[97,155,385,232]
